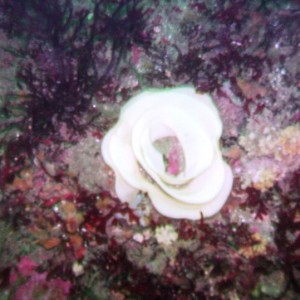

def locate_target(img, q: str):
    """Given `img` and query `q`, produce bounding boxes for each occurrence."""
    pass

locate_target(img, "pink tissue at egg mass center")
[153,136,185,176]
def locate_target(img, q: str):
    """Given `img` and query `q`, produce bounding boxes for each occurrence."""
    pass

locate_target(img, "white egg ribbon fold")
[101,87,233,220]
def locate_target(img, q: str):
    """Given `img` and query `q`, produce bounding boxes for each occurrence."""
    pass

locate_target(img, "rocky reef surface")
[0,1,299,299]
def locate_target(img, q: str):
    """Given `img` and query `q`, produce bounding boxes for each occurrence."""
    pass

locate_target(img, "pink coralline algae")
[15,256,38,278]
[213,83,246,138]
[237,110,300,191]
[13,273,71,300]
[9,256,71,300]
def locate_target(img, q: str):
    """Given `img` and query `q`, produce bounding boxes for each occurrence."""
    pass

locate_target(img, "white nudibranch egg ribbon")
[101,87,233,220]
